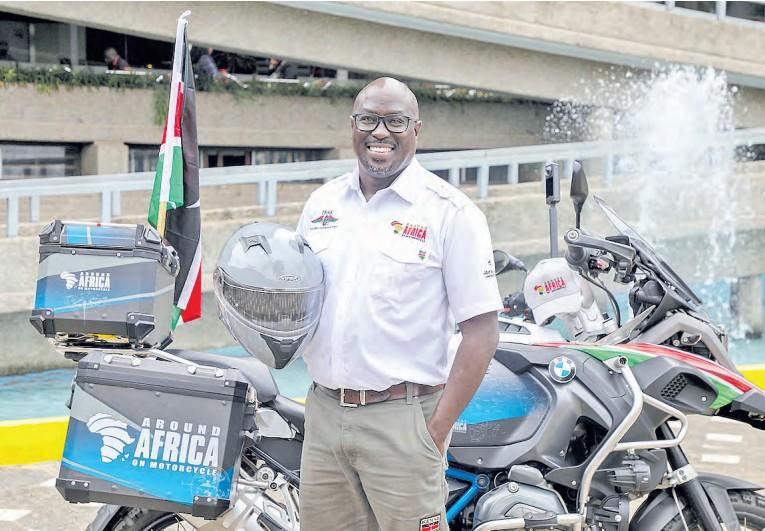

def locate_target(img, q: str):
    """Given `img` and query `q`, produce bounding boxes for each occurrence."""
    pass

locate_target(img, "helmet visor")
[216,270,322,336]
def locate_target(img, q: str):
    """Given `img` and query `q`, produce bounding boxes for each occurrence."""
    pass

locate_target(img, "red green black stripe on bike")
[551,342,753,410]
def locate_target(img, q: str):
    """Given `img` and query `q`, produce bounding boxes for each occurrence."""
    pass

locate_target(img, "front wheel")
[662,490,765,530]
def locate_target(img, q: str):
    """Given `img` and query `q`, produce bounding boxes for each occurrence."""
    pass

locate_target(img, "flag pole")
[157,10,191,237]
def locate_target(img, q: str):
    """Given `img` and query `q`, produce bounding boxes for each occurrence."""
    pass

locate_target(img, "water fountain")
[545,64,763,360]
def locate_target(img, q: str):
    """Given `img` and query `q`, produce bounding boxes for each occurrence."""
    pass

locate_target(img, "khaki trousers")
[300,383,450,531]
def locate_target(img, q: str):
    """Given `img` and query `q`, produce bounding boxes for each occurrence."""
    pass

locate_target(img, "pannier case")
[57,351,254,519]
[30,220,179,351]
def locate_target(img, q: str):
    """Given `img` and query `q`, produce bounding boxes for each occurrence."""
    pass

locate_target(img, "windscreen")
[593,196,703,307]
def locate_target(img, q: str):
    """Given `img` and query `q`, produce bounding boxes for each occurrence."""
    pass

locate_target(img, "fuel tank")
[448,343,628,472]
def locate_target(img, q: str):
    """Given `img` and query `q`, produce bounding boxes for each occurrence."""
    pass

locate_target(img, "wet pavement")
[1,415,764,530]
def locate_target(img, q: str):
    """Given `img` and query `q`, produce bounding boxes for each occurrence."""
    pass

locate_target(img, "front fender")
[629,473,762,531]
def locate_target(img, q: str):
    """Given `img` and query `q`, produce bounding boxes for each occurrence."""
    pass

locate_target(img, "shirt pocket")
[370,236,434,304]
[305,228,336,255]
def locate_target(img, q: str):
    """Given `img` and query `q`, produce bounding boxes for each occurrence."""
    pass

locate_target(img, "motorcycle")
[76,160,765,530]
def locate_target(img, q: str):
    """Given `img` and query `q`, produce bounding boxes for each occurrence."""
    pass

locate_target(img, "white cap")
[523,257,583,325]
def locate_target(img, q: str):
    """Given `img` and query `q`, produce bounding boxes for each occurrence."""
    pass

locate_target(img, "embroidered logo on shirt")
[310,210,339,229]
[390,220,428,242]
[482,260,496,278]
[418,249,427,261]
[419,514,441,531]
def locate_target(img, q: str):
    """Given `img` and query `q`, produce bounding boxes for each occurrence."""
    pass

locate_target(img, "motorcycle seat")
[271,394,305,434]
[167,349,278,403]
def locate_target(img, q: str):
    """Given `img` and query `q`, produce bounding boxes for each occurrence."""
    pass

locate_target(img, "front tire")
[662,490,765,530]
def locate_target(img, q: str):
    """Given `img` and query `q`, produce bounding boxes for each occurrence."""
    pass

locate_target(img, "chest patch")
[390,220,428,242]
[309,209,339,230]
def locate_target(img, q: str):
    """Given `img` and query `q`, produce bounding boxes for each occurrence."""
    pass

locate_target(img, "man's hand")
[426,421,448,456]
[426,311,499,455]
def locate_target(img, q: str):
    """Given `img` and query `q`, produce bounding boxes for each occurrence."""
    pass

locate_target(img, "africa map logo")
[60,272,78,289]
[86,413,135,463]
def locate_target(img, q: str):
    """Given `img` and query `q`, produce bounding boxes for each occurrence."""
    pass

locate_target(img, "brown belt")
[317,382,445,407]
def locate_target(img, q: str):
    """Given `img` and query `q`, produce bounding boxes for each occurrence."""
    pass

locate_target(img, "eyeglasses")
[351,113,419,133]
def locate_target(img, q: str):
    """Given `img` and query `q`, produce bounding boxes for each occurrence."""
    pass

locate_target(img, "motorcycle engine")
[472,466,567,529]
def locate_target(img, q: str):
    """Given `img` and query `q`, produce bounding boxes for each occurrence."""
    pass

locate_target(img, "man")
[104,47,129,71]
[296,77,502,531]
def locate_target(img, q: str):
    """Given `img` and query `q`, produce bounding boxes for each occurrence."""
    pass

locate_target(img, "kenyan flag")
[147,12,201,329]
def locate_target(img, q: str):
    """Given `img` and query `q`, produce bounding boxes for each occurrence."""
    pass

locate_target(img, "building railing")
[2,128,765,237]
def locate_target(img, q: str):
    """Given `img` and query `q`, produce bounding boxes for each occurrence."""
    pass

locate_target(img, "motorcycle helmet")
[214,222,324,368]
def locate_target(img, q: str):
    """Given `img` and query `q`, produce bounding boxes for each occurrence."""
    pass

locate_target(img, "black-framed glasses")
[351,113,419,133]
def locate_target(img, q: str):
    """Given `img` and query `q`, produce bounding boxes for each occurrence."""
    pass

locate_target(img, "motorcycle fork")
[659,424,725,531]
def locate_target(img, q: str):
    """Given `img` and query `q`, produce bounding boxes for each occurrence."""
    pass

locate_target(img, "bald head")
[353,77,419,119]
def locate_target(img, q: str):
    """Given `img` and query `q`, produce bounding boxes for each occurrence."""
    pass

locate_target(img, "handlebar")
[564,229,636,263]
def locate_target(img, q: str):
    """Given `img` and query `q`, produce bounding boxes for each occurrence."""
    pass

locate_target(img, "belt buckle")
[339,388,365,407]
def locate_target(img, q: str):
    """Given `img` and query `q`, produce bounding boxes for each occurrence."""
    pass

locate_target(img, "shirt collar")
[348,157,424,204]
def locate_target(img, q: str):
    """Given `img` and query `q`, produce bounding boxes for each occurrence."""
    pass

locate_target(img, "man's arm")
[427,311,498,454]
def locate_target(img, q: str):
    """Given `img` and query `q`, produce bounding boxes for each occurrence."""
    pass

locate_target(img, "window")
[0,143,81,179]
[85,27,173,69]
[0,11,86,65]
[201,147,328,168]
[129,145,159,173]
[675,1,717,14]
[726,2,765,21]
[0,12,30,62]
[251,148,327,165]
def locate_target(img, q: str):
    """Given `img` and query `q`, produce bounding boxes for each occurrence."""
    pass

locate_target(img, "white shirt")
[296,157,503,391]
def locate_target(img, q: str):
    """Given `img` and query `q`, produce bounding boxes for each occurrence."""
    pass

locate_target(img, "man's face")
[351,87,420,180]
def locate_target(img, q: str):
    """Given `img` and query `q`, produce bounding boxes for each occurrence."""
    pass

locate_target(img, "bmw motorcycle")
[80,161,765,531]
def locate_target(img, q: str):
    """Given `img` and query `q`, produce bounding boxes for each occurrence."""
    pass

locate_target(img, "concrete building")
[1,1,765,177]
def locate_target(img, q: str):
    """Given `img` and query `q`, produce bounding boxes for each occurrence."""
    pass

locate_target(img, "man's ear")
[414,120,422,137]
[350,116,355,130]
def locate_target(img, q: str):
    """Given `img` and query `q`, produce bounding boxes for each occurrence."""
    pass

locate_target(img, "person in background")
[267,57,298,79]
[197,47,222,81]
[104,47,130,71]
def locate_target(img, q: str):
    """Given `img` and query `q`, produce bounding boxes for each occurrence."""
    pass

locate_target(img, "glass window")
[201,147,328,168]
[85,27,173,69]
[0,12,31,62]
[675,1,717,14]
[0,143,81,179]
[251,148,327,165]
[726,1,765,21]
[202,148,251,168]
[32,21,70,65]
[129,145,160,173]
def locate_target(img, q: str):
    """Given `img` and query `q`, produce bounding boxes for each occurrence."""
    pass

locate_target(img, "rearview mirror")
[493,250,527,275]
[570,160,589,229]
[493,250,510,274]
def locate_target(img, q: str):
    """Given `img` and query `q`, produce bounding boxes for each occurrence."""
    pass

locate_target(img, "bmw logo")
[549,356,577,383]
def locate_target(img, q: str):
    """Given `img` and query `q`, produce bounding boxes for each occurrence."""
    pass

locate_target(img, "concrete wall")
[0,84,549,174]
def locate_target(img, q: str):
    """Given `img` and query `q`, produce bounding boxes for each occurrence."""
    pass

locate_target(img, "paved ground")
[1,415,764,530]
